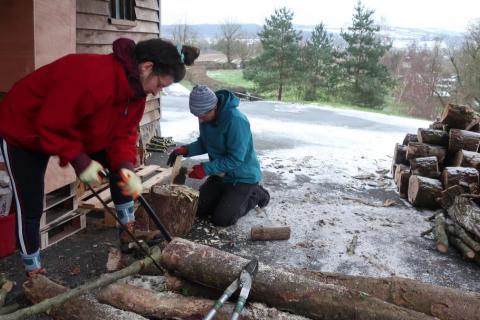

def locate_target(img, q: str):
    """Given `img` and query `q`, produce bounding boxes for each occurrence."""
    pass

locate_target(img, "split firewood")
[451,149,480,168]
[407,175,442,208]
[406,142,447,164]
[448,235,475,259]
[393,143,409,165]
[402,133,419,146]
[441,167,479,189]
[395,166,411,198]
[417,128,449,146]
[410,156,440,178]
[433,214,448,253]
[440,103,477,130]
[160,238,436,320]
[97,282,309,320]
[445,224,480,252]
[250,226,291,241]
[394,164,409,185]
[447,195,480,239]
[106,247,124,273]
[440,185,465,209]
[448,129,480,153]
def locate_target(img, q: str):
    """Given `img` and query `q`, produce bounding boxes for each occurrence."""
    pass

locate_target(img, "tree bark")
[417,128,449,146]
[441,167,479,189]
[394,164,410,186]
[446,224,480,252]
[440,103,477,130]
[20,275,147,320]
[97,282,309,320]
[448,235,475,259]
[251,226,291,241]
[451,149,480,168]
[440,185,465,209]
[410,156,440,178]
[160,238,436,320]
[448,129,480,153]
[407,175,443,208]
[447,195,480,239]
[393,143,409,165]
[406,142,447,164]
[434,214,449,253]
[397,169,412,198]
[402,133,419,146]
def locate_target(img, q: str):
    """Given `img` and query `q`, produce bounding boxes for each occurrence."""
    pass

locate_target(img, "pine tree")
[340,1,393,108]
[244,7,302,100]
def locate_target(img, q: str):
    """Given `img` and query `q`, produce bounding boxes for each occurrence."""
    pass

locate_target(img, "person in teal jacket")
[167,85,270,226]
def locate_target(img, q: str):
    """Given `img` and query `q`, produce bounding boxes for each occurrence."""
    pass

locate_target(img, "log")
[97,282,309,320]
[394,164,409,185]
[446,224,480,252]
[433,214,448,253]
[1,247,162,320]
[407,175,442,208]
[441,167,479,189]
[417,128,449,146]
[429,121,447,131]
[393,143,409,165]
[440,103,476,130]
[21,275,147,320]
[448,235,475,259]
[160,238,436,320]
[397,169,411,198]
[410,156,440,178]
[250,226,291,241]
[447,195,480,238]
[402,133,418,146]
[451,149,480,168]
[144,184,199,237]
[440,185,464,209]
[448,129,480,153]
[406,142,447,164]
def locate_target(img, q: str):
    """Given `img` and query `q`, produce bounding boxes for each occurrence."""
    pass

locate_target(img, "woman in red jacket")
[0,38,199,275]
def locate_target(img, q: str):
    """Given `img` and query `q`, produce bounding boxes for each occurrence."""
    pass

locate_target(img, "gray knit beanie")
[189,85,218,116]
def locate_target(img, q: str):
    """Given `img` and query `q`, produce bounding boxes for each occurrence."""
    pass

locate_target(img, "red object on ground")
[0,211,16,257]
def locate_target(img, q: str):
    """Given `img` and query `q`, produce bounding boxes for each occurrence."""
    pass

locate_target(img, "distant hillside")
[161,23,465,48]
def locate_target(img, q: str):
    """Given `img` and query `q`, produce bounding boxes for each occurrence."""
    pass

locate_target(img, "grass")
[206,69,255,90]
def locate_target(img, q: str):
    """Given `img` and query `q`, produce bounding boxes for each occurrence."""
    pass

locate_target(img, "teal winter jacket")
[185,90,261,184]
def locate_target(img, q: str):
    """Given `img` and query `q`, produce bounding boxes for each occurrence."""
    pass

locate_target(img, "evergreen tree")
[340,1,392,108]
[244,7,302,100]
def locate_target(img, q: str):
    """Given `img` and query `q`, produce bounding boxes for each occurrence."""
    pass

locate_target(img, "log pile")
[392,103,480,266]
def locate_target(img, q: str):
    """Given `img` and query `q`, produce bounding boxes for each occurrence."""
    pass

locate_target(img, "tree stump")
[410,156,439,178]
[440,103,477,130]
[402,133,418,146]
[407,175,442,208]
[417,128,448,146]
[451,149,480,168]
[441,167,479,189]
[147,184,199,237]
[393,143,408,165]
[447,196,480,239]
[448,129,480,153]
[405,142,446,164]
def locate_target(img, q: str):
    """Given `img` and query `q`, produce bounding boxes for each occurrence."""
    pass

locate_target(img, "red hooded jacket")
[0,40,146,172]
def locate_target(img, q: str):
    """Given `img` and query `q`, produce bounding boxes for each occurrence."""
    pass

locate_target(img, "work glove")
[118,168,143,199]
[188,164,206,179]
[78,160,105,186]
[167,146,188,167]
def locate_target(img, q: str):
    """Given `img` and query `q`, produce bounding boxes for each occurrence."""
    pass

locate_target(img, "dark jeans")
[197,175,263,227]
[0,139,129,254]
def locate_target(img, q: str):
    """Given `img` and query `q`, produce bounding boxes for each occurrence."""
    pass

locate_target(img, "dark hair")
[135,38,200,82]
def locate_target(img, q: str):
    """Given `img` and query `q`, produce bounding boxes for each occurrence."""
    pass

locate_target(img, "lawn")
[206,69,255,90]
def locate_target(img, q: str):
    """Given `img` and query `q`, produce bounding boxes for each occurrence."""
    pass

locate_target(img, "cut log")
[406,142,447,164]
[451,149,480,168]
[397,169,411,198]
[21,275,147,320]
[448,129,480,153]
[251,226,291,241]
[97,282,309,320]
[429,121,447,131]
[160,238,436,320]
[394,164,409,185]
[407,175,442,208]
[447,195,480,239]
[440,185,464,209]
[433,214,448,253]
[391,162,397,176]
[446,224,480,252]
[440,103,476,130]
[402,133,418,146]
[393,143,409,165]
[410,156,440,178]
[441,167,479,189]
[142,184,199,237]
[417,128,449,146]
[448,235,475,259]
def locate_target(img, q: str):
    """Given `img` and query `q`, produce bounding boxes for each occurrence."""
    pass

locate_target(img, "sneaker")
[119,221,136,253]
[257,185,270,208]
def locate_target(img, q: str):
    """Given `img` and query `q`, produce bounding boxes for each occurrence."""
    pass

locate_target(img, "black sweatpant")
[197,175,262,227]
[0,138,130,255]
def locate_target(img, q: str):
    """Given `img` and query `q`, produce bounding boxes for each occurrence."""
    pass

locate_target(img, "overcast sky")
[161,0,480,32]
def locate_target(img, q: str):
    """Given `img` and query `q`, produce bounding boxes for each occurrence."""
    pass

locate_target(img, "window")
[110,0,136,21]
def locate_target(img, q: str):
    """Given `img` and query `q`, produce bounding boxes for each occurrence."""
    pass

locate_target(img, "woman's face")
[139,62,174,96]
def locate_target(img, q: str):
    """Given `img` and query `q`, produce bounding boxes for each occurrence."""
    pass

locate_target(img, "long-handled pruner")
[203,258,259,320]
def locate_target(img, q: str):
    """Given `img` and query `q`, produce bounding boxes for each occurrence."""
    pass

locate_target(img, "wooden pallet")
[40,213,86,249]
[78,165,172,226]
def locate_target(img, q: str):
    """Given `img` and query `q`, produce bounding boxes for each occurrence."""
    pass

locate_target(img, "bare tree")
[235,39,262,68]
[216,20,242,64]
[168,19,198,45]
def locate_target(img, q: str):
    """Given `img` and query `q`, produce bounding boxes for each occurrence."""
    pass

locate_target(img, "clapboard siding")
[140,109,161,126]
[134,7,159,22]
[76,0,109,16]
[77,29,158,44]
[134,0,159,11]
[76,44,112,54]
[77,13,159,33]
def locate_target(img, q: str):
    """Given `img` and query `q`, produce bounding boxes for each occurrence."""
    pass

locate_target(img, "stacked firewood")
[392,103,480,263]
